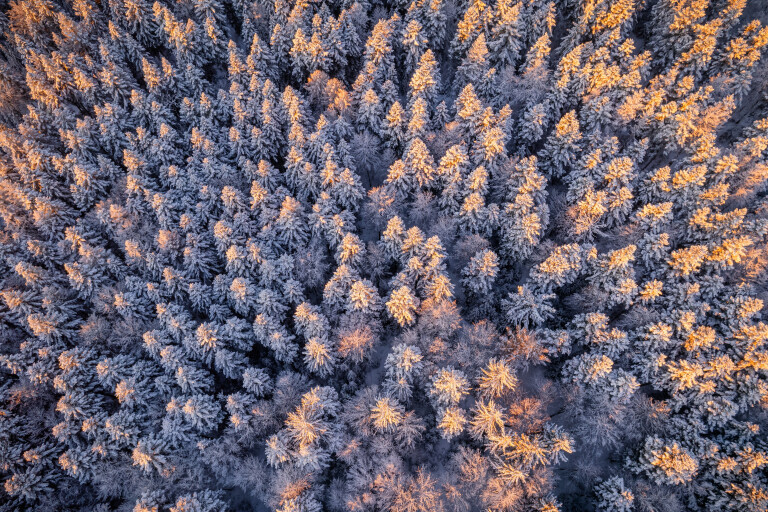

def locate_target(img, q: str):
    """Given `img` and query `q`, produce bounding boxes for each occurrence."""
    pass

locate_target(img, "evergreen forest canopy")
[1,0,768,510]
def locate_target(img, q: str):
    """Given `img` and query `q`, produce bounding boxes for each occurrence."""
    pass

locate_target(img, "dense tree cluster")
[1,0,768,511]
